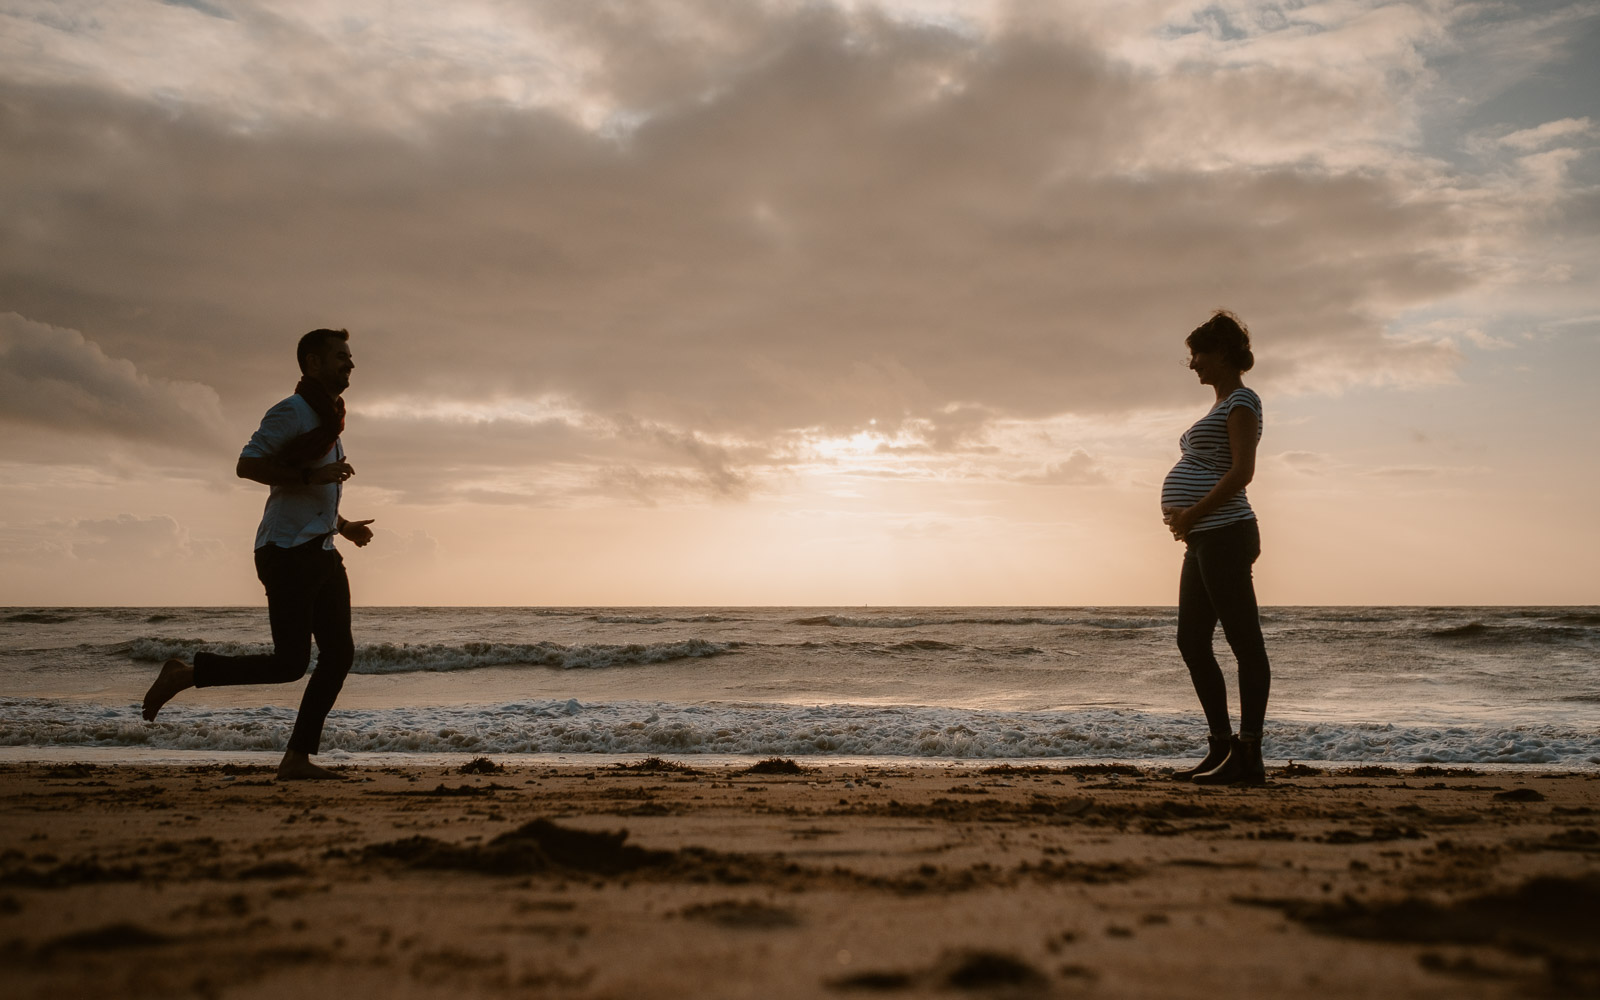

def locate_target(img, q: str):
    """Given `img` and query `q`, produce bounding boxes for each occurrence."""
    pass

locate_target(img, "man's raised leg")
[141,658,195,721]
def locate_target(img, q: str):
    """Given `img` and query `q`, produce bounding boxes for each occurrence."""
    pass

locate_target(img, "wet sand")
[2,758,1597,999]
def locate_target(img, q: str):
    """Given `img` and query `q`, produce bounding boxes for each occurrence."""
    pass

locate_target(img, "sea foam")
[3,698,1595,765]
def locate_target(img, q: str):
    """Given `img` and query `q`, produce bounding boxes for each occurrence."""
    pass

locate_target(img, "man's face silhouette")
[307,338,355,396]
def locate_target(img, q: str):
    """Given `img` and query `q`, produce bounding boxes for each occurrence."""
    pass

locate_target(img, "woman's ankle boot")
[1173,734,1232,781]
[1235,734,1266,785]
[1193,735,1266,786]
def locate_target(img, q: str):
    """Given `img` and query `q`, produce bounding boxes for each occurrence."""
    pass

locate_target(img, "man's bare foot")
[141,658,194,721]
[276,751,345,781]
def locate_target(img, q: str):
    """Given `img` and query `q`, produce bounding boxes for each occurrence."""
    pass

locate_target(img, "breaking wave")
[790,614,1167,630]
[122,637,741,673]
[587,614,748,625]
[2,698,1596,765]
[1428,621,1597,645]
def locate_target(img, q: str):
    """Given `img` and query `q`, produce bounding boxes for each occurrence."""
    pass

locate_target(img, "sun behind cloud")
[0,0,1596,604]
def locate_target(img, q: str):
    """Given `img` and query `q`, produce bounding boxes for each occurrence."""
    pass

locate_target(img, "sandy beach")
[2,758,1597,999]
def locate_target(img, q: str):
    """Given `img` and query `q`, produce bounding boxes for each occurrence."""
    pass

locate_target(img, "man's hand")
[339,518,375,547]
[307,461,355,486]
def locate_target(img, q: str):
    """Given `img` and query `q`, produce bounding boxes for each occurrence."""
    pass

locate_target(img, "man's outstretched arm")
[237,456,353,486]
[337,517,375,547]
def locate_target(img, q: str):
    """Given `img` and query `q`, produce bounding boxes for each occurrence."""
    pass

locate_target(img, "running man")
[141,328,373,780]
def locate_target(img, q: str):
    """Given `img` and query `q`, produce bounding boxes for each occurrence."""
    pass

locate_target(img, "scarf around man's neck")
[278,377,346,468]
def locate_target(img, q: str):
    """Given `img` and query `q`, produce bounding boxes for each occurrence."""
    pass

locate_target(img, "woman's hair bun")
[1185,310,1253,372]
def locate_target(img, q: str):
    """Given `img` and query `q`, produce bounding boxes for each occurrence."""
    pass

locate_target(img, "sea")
[1,606,1596,768]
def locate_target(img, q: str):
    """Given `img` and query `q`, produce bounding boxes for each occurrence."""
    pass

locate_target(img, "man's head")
[297,328,354,395]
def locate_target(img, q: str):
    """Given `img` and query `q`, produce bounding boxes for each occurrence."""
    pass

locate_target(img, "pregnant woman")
[1162,311,1270,785]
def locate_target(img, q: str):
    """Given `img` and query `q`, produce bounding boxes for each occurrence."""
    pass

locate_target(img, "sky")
[1,0,1597,606]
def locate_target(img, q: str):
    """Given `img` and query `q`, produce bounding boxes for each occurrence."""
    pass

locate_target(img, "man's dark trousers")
[192,538,354,754]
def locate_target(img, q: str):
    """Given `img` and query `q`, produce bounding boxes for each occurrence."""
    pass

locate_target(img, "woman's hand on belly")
[1166,506,1199,541]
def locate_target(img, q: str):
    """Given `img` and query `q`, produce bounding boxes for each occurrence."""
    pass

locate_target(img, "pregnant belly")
[1161,459,1220,509]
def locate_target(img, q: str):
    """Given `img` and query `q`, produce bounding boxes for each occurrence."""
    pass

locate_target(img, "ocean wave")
[3,698,1595,765]
[1064,618,1172,632]
[122,637,740,673]
[1428,622,1597,644]
[789,614,1142,629]
[774,638,1048,658]
[888,639,962,652]
[1264,612,1399,624]
[1431,622,1489,639]
[588,614,747,624]
[4,612,77,624]
[1548,611,1600,627]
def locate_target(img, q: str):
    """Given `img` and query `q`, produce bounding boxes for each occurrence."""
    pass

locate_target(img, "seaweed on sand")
[610,757,701,775]
[741,758,809,775]
[363,819,672,876]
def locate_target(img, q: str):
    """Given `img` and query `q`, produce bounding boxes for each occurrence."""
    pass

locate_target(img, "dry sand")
[2,758,1597,999]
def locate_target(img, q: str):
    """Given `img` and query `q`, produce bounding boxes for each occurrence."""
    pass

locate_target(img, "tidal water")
[1,606,1596,765]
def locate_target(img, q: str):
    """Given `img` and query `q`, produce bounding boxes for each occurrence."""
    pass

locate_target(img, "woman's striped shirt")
[1160,387,1262,533]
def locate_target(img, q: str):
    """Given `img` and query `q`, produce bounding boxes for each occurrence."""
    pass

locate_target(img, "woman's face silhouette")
[1187,349,1230,386]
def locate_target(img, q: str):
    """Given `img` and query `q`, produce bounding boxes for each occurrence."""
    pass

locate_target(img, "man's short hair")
[296,328,349,374]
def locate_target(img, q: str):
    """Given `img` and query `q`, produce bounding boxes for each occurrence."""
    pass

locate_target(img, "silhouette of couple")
[142,314,1271,784]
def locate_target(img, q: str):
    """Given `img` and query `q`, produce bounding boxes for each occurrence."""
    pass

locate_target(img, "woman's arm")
[1169,406,1258,540]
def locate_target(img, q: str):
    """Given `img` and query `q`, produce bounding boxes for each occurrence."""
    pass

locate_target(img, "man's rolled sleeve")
[241,398,311,460]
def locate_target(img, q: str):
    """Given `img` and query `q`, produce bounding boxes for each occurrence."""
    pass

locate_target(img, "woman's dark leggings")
[1177,518,1270,738]
[191,539,354,755]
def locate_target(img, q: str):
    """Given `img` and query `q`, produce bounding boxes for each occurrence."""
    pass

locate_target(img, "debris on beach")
[678,899,800,928]
[742,758,808,775]
[363,818,672,876]
[610,757,701,774]
[829,949,1051,993]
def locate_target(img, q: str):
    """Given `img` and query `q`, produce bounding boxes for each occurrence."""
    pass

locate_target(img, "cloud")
[1463,328,1515,350]
[366,526,440,574]
[1392,316,1516,353]
[337,403,761,506]
[70,512,224,562]
[1499,117,1595,152]
[159,0,233,21]
[0,23,1474,409]
[0,512,223,563]
[611,415,752,498]
[1017,448,1106,486]
[1277,450,1329,475]
[0,313,226,450]
[0,1,1590,497]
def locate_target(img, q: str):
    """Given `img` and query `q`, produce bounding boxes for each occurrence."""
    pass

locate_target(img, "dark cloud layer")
[0,313,225,450]
[0,3,1477,459]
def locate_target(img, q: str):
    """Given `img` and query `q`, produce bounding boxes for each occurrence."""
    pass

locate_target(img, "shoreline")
[1,744,1597,775]
[3,758,1597,998]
